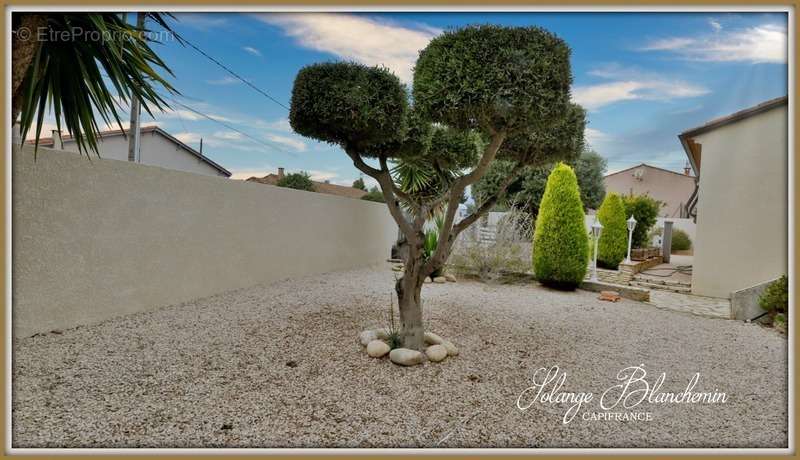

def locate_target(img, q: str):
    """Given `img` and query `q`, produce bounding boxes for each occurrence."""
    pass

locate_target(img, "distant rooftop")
[605,163,695,179]
[247,169,367,200]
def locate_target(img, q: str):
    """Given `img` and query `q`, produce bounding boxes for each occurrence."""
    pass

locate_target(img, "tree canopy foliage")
[472,149,606,216]
[289,25,586,349]
[352,177,367,191]
[361,186,385,202]
[276,171,315,192]
[622,194,662,249]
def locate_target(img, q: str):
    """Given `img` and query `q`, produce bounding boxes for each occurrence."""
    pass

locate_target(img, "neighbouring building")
[25,126,231,178]
[604,163,696,218]
[247,168,368,199]
[679,95,788,301]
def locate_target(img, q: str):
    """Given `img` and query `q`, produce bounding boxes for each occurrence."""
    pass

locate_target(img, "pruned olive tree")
[289,25,586,350]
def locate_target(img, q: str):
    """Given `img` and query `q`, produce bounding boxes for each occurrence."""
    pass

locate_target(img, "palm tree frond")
[17,13,179,155]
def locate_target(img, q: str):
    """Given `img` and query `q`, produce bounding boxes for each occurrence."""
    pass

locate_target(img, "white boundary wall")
[582,214,695,246]
[12,146,397,337]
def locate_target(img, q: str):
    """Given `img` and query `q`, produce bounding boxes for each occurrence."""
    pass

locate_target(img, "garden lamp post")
[626,215,637,263]
[591,218,603,282]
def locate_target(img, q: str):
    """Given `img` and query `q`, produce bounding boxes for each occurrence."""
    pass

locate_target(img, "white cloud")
[265,134,307,152]
[640,23,787,64]
[584,127,610,148]
[572,65,709,110]
[157,107,235,123]
[212,130,243,141]
[174,131,202,144]
[254,13,440,83]
[243,46,262,57]
[573,81,643,110]
[206,76,240,86]
[254,117,292,132]
[308,170,338,182]
[229,167,276,180]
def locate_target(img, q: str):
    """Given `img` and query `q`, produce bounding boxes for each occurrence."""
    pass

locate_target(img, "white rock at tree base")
[425,344,448,362]
[375,328,390,340]
[389,348,424,366]
[445,274,457,282]
[359,330,377,346]
[367,340,391,358]
[424,277,432,284]
[433,276,447,284]
[424,332,444,345]
[441,340,459,356]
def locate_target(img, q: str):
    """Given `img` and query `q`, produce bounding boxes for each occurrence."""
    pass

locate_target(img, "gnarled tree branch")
[423,131,507,275]
[451,163,525,236]
[344,149,420,245]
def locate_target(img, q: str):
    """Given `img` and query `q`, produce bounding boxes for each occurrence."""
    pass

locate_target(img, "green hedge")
[277,171,315,192]
[671,229,692,251]
[759,275,788,314]
[360,186,385,202]
[532,163,589,290]
[622,194,661,249]
[596,192,627,269]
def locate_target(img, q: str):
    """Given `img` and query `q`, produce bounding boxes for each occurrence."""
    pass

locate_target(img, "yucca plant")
[422,213,446,277]
[12,13,180,154]
[383,283,403,350]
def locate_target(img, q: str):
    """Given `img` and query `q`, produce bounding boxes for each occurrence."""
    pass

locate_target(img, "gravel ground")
[13,266,787,448]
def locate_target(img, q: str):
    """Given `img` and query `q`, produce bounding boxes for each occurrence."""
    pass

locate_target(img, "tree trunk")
[11,14,47,124]
[396,248,426,350]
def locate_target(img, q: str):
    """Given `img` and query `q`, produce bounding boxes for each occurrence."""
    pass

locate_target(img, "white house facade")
[679,96,788,300]
[26,126,231,178]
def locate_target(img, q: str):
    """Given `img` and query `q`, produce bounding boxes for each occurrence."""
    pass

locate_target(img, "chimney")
[278,167,285,179]
[51,130,63,150]
[684,161,691,176]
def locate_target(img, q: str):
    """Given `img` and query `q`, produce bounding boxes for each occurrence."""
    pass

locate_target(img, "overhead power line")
[175,33,291,111]
[163,95,289,154]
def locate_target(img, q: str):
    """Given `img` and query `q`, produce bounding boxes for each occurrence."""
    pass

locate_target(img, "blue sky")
[40,11,788,186]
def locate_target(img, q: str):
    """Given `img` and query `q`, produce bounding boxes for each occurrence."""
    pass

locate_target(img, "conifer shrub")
[596,192,627,269]
[671,229,692,251]
[532,163,589,290]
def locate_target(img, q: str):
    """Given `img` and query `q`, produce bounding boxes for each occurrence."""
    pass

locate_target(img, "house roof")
[247,173,368,199]
[678,95,788,175]
[604,163,695,180]
[25,126,232,177]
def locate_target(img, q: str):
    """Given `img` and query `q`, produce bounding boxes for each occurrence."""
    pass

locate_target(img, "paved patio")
[633,254,731,319]
[646,290,731,319]
[637,254,693,285]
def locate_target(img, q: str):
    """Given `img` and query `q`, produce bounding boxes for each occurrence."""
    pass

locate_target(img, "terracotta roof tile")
[246,174,368,199]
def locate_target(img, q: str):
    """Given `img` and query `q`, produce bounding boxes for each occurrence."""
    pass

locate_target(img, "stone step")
[630,280,692,294]
[632,276,691,288]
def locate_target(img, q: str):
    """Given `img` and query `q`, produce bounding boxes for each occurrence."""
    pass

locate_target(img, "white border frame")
[5,4,795,456]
